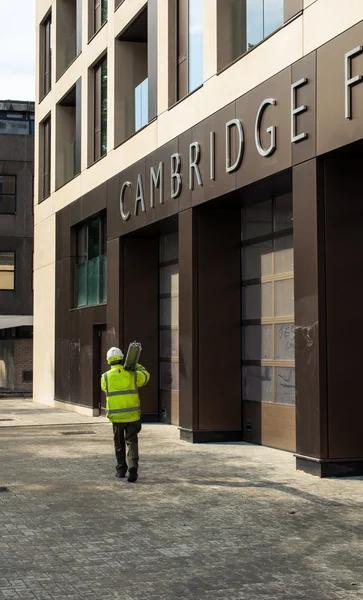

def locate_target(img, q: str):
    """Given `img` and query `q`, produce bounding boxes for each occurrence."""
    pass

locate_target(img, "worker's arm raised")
[135,364,150,387]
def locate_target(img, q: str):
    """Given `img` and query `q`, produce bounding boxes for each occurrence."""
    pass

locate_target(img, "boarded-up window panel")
[177,0,188,100]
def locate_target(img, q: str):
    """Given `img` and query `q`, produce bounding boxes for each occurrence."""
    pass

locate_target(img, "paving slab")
[0,398,108,427]
[0,401,363,599]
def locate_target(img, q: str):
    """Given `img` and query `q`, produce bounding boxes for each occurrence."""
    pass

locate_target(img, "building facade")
[35,0,363,476]
[0,100,34,396]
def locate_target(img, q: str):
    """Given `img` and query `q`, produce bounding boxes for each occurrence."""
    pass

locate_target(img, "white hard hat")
[107,347,124,364]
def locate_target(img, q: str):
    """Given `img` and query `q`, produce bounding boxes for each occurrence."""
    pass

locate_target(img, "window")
[135,78,148,132]
[41,14,52,98]
[114,7,149,145]
[40,117,51,200]
[241,194,295,405]
[94,0,108,33]
[217,0,284,70]
[0,175,16,214]
[94,57,107,161]
[23,370,33,383]
[0,118,30,135]
[177,0,204,100]
[0,253,15,290]
[75,215,107,307]
[56,81,81,188]
[56,0,82,79]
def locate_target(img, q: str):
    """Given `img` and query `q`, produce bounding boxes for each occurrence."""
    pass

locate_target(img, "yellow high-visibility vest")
[101,364,150,423]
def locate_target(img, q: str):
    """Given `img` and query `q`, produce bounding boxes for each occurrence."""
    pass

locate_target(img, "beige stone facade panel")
[33,262,55,407]
[158,16,303,146]
[303,0,363,55]
[34,214,56,270]
[114,0,148,38]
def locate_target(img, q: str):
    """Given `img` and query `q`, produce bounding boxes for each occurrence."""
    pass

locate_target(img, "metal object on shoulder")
[124,341,142,371]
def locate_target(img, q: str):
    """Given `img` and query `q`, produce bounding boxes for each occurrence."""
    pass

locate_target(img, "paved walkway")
[0,399,363,600]
[0,397,108,427]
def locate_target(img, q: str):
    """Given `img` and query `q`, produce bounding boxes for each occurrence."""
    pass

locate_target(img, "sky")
[0,0,36,101]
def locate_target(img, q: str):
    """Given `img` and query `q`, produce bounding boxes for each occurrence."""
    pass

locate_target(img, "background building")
[0,100,34,396]
[35,0,363,476]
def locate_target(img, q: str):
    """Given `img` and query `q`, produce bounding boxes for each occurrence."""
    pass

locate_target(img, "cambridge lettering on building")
[119,47,363,222]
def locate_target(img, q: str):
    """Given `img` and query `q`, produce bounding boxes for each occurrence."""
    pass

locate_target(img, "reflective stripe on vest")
[139,369,148,380]
[107,406,140,415]
[106,390,137,397]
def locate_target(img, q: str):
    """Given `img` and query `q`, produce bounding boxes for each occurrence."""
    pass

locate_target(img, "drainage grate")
[0,487,9,493]
[0,418,14,422]
[61,431,95,436]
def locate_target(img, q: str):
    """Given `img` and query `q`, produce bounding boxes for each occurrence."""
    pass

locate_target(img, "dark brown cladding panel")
[178,208,198,431]
[106,237,122,350]
[197,208,241,431]
[324,158,363,458]
[284,0,302,23]
[317,20,363,155]
[236,68,291,189]
[122,237,159,416]
[56,205,71,262]
[191,102,237,206]
[293,159,328,459]
[292,52,317,166]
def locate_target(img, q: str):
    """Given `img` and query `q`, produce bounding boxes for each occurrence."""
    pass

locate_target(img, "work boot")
[116,469,127,479]
[127,467,138,483]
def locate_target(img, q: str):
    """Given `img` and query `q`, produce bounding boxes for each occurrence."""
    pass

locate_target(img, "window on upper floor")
[94,0,108,35]
[74,214,107,307]
[93,56,108,161]
[176,0,204,101]
[114,7,150,146]
[0,111,34,135]
[217,0,284,71]
[40,13,52,99]
[0,253,15,290]
[39,116,51,200]
[0,176,16,214]
[56,80,81,189]
[56,0,82,79]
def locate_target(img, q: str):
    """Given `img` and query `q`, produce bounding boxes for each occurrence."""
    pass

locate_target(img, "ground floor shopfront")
[48,20,363,476]
[54,151,363,478]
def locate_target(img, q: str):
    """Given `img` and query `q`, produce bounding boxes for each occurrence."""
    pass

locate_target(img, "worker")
[101,347,150,483]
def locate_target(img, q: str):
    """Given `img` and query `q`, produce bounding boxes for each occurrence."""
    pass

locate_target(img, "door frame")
[93,324,107,415]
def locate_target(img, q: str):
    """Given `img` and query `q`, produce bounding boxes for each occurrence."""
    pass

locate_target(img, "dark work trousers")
[112,420,142,474]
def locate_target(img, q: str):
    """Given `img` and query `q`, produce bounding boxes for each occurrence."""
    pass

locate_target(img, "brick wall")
[13,339,33,393]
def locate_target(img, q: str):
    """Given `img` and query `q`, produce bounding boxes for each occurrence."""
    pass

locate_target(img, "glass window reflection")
[188,0,204,93]
[224,0,284,64]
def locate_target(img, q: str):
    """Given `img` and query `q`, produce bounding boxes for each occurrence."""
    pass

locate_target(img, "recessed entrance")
[94,325,108,415]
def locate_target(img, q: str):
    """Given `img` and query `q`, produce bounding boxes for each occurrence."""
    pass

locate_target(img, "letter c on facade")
[120,181,132,221]
[255,99,277,157]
